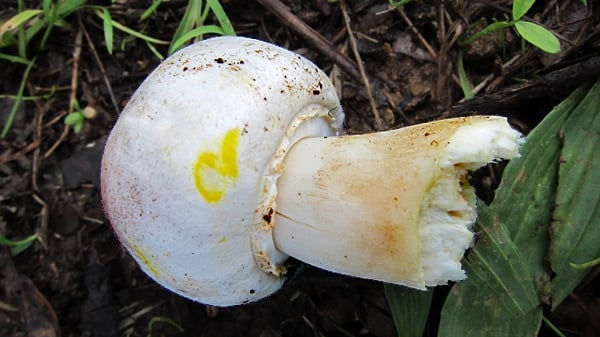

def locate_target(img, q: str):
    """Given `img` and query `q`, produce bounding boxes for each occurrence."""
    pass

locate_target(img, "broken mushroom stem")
[272,116,522,288]
[101,36,523,307]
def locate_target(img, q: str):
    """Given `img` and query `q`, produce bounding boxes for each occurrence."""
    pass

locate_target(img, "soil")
[1,1,599,337]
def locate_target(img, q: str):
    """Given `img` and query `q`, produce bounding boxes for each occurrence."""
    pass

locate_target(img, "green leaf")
[514,21,560,54]
[441,287,541,337]
[207,0,236,36]
[168,25,225,56]
[168,0,204,55]
[140,0,163,21]
[1,57,36,138]
[0,52,30,64]
[0,9,43,36]
[388,0,411,7]
[487,86,588,286]
[570,256,600,269]
[64,112,83,125]
[549,80,600,309]
[384,285,432,337]
[457,50,473,100]
[0,233,38,255]
[55,0,86,17]
[439,80,600,336]
[147,316,184,335]
[438,205,543,337]
[459,21,513,46]
[100,8,114,54]
[512,0,535,21]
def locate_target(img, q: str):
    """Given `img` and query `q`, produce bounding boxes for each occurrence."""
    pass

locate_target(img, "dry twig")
[257,0,362,81]
[340,0,383,130]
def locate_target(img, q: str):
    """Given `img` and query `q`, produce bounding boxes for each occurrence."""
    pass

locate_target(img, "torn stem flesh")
[273,116,523,289]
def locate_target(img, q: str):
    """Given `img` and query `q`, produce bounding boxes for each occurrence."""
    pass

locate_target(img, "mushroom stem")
[273,116,522,288]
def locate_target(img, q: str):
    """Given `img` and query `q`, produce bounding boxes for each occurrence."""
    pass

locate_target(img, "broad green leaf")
[440,80,600,336]
[438,81,595,337]
[439,206,542,336]
[441,285,541,337]
[549,80,600,309]
[384,285,432,337]
[512,0,535,21]
[488,84,590,284]
[453,206,539,313]
[514,21,560,54]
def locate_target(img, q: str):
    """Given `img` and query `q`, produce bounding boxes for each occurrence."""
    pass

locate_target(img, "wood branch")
[257,0,362,81]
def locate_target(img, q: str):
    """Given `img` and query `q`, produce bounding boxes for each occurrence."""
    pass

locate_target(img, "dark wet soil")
[1,1,599,336]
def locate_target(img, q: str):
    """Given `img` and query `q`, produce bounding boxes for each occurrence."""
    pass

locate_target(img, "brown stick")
[340,0,383,130]
[449,55,600,117]
[257,0,362,81]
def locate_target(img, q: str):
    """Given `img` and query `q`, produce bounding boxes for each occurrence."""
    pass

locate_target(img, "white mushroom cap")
[101,36,344,306]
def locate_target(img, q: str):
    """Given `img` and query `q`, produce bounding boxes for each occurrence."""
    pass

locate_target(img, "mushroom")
[101,36,523,306]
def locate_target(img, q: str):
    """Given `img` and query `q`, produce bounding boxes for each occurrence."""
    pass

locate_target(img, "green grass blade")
[39,0,62,49]
[145,39,165,60]
[513,0,535,21]
[549,80,600,309]
[514,21,560,54]
[459,21,512,46]
[207,0,236,35]
[0,30,18,48]
[168,0,205,55]
[1,57,36,138]
[168,25,225,55]
[100,8,114,54]
[56,0,86,17]
[0,52,31,64]
[570,256,600,269]
[0,233,38,255]
[94,10,168,46]
[384,285,432,337]
[140,0,163,21]
[457,50,473,100]
[147,316,184,336]
[0,9,43,36]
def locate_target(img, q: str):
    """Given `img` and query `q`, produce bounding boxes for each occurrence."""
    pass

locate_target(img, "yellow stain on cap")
[193,128,240,203]
[133,244,160,278]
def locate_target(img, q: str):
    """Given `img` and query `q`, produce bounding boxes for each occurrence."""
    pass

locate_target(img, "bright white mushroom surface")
[101,36,523,306]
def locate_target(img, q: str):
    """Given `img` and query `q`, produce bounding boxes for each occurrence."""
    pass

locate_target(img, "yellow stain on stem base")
[193,128,240,203]
[133,244,160,278]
